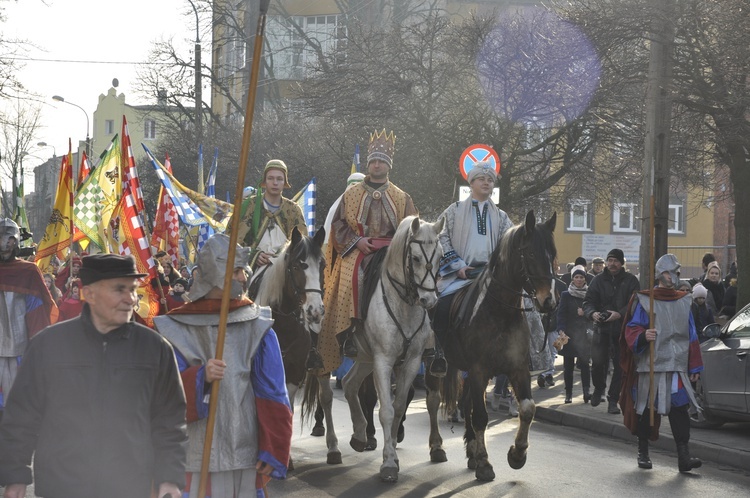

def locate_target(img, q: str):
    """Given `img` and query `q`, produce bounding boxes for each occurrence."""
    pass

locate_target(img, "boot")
[608,399,621,414]
[591,389,604,407]
[583,389,591,404]
[637,438,652,469]
[676,443,702,473]
[564,389,572,404]
[305,334,324,371]
[341,320,361,358]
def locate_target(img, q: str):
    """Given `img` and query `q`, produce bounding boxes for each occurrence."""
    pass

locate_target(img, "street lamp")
[37,141,56,157]
[52,95,90,158]
[187,0,204,193]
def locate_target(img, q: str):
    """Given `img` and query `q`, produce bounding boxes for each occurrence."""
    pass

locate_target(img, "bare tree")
[0,99,42,218]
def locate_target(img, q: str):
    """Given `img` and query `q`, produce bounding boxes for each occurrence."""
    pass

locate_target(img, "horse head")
[284,226,326,333]
[519,210,558,313]
[385,216,445,310]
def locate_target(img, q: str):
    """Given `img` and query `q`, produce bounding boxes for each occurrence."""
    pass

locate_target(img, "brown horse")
[440,211,558,481]
[247,226,326,410]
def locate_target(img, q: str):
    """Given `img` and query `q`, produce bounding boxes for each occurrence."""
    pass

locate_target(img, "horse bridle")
[488,239,550,311]
[381,233,440,363]
[385,234,440,306]
[285,252,323,306]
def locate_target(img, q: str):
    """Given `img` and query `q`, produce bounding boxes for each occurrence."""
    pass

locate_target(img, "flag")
[112,186,160,326]
[196,147,219,251]
[150,155,181,267]
[35,141,74,272]
[73,135,122,251]
[143,144,232,230]
[292,177,317,236]
[350,144,360,174]
[77,151,92,190]
[121,116,145,214]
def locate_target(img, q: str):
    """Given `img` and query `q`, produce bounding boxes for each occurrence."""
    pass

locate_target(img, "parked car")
[691,302,750,428]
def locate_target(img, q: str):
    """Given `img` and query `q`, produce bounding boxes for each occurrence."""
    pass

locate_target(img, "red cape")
[0,258,59,336]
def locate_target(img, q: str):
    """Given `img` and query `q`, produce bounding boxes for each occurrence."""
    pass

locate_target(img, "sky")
[2,0,198,190]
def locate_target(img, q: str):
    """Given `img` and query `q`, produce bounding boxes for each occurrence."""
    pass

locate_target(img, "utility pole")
[188,0,204,193]
[640,0,676,288]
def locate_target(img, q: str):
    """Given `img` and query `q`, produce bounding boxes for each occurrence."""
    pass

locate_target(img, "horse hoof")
[310,424,325,437]
[365,437,378,451]
[467,457,477,470]
[327,451,342,465]
[475,463,495,481]
[507,445,527,470]
[380,466,399,483]
[350,436,367,453]
[288,457,294,471]
[430,448,448,463]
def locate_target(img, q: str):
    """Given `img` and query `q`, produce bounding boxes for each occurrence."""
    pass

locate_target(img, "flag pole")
[197,1,271,496]
[648,175,656,426]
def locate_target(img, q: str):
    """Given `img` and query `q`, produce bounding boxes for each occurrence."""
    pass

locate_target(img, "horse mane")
[382,215,417,278]
[253,234,324,309]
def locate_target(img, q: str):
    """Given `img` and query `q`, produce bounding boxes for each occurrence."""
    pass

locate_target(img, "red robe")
[0,258,58,337]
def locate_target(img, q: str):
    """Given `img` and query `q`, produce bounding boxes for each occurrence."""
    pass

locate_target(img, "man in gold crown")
[314,130,418,372]
[232,159,308,270]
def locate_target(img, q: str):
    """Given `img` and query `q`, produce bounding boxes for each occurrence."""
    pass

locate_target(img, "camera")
[598,311,611,322]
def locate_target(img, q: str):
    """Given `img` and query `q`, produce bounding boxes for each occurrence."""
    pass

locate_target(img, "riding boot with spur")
[637,438,652,469]
[342,319,362,358]
[306,333,324,371]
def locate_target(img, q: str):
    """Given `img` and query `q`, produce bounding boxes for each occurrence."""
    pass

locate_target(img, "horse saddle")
[448,279,484,331]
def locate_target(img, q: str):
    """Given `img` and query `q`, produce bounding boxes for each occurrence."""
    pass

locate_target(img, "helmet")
[0,218,20,239]
[655,254,680,288]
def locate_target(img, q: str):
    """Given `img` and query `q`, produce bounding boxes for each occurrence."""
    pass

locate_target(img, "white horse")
[342,215,445,482]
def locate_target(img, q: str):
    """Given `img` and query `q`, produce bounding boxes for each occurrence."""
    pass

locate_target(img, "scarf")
[567,282,587,299]
[451,197,501,259]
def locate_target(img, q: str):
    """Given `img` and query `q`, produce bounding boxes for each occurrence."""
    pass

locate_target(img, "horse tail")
[300,371,320,426]
[441,364,462,417]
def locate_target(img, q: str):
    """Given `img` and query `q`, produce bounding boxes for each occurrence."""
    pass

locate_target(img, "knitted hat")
[262,159,292,189]
[692,284,708,299]
[606,248,625,265]
[571,265,587,278]
[706,261,722,276]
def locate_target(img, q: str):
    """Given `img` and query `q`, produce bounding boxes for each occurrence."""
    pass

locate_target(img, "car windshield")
[727,305,750,337]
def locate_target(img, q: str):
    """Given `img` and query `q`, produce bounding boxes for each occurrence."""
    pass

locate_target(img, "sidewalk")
[485,359,750,472]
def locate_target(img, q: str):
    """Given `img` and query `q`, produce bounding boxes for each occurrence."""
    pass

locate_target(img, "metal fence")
[666,245,736,280]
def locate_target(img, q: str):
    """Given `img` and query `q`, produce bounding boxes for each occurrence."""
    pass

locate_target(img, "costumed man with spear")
[154,234,292,497]
[619,253,703,472]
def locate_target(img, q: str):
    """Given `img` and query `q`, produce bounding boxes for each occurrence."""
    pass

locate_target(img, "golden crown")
[367,129,396,167]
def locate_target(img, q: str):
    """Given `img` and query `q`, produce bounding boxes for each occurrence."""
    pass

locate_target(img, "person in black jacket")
[0,254,187,498]
[583,248,640,414]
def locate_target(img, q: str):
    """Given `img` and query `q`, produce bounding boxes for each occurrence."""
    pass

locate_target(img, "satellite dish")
[112,78,119,88]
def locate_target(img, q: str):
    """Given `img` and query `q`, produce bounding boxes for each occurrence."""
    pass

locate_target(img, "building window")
[668,202,685,234]
[266,14,344,81]
[105,120,114,135]
[613,202,640,232]
[566,199,593,232]
[144,119,156,140]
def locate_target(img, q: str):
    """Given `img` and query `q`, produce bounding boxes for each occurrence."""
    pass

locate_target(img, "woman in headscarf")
[556,265,592,404]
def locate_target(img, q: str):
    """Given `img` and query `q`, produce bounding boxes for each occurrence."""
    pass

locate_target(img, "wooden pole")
[648,193,656,426]
[197,1,270,496]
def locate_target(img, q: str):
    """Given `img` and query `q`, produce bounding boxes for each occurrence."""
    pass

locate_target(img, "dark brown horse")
[248,226,326,407]
[441,211,557,481]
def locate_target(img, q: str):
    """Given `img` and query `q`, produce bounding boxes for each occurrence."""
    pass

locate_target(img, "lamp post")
[187,0,204,193]
[37,141,56,157]
[52,95,90,159]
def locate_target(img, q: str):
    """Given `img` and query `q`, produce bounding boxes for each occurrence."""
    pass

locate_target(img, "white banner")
[582,233,641,264]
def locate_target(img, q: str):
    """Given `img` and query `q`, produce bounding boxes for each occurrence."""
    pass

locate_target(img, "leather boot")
[306,333,324,371]
[677,443,702,473]
[564,389,572,404]
[583,389,591,404]
[637,438,652,469]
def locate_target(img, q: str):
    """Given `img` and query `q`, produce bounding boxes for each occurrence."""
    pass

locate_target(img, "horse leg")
[343,360,372,452]
[397,383,414,444]
[466,370,494,481]
[507,369,535,470]
[461,376,479,470]
[425,370,447,463]
[286,383,299,471]
[311,403,325,436]
[360,373,378,450]
[317,373,342,464]
[371,358,400,483]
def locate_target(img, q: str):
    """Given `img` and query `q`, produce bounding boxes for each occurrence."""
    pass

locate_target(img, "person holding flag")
[232,159,307,270]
